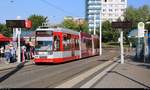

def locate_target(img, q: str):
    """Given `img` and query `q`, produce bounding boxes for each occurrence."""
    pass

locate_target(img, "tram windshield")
[35,41,53,51]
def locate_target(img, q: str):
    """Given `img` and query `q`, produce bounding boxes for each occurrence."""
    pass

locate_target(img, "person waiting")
[4,45,12,63]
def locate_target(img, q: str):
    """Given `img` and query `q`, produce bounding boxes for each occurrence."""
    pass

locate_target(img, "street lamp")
[99,8,102,56]
[94,14,96,35]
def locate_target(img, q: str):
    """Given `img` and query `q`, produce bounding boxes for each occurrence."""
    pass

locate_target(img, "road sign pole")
[6,19,32,63]
[17,28,21,63]
[120,30,124,64]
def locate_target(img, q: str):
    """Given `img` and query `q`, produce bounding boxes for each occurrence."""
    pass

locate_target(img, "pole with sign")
[17,28,21,63]
[6,19,32,63]
[112,16,132,64]
[120,16,125,64]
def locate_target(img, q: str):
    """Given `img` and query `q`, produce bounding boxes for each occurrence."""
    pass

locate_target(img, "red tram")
[34,26,99,64]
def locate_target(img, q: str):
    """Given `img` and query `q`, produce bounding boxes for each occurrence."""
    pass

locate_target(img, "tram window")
[94,39,99,49]
[86,39,89,48]
[71,38,74,49]
[75,39,79,50]
[94,39,97,48]
[63,34,71,51]
[54,35,60,51]
[86,39,92,49]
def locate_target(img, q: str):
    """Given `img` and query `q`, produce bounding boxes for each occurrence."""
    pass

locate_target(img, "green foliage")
[124,5,150,31]
[123,5,150,43]
[81,21,89,33]
[101,21,119,42]
[62,19,78,30]
[28,14,48,30]
[0,23,12,37]
[61,19,89,32]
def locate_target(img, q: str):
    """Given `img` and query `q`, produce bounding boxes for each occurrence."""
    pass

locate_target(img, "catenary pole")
[99,8,102,56]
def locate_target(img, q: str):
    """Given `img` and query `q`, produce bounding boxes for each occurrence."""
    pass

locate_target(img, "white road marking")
[55,60,116,88]
[80,60,119,88]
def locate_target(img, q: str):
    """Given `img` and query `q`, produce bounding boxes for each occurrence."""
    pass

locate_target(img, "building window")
[121,0,125,2]
[109,0,113,2]
[109,9,113,12]
[115,9,118,12]
[103,9,106,12]
[121,9,125,12]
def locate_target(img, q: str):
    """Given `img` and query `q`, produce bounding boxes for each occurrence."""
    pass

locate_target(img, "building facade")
[85,0,127,31]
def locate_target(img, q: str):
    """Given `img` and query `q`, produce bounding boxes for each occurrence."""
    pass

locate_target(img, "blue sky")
[0,0,150,23]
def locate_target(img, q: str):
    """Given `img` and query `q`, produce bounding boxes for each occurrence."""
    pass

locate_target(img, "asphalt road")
[0,48,120,88]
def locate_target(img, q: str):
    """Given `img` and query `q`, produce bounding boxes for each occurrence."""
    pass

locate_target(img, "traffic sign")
[112,21,132,29]
[25,20,32,29]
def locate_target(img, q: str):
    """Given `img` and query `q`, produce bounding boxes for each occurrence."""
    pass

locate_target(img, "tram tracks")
[0,48,120,88]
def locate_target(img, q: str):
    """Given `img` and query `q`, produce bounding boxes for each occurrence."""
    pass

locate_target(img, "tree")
[101,21,119,42]
[0,23,12,37]
[28,14,48,30]
[62,19,78,30]
[61,19,89,32]
[79,20,89,33]
[124,5,150,31]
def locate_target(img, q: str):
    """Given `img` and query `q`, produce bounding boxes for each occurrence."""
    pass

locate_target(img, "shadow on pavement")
[108,71,150,89]
[125,54,150,69]
[97,59,109,62]
[0,62,26,83]
[125,54,145,63]
[136,64,150,69]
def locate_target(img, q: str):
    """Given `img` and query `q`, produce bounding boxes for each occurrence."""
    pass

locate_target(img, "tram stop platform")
[0,58,33,71]
[91,55,150,88]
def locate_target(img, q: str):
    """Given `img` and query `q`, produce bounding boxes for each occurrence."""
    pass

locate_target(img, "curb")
[0,55,120,72]
[0,61,34,71]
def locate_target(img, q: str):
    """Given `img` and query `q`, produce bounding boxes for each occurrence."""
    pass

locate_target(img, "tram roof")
[36,27,79,35]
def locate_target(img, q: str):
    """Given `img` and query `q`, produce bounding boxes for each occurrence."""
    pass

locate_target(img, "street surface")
[0,48,120,88]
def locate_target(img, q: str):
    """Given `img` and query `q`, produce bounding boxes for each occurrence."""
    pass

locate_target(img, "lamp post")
[99,8,102,56]
[94,14,96,35]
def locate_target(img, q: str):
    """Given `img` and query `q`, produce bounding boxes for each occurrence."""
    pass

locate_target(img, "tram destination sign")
[6,20,32,28]
[6,20,25,28]
[112,21,132,29]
